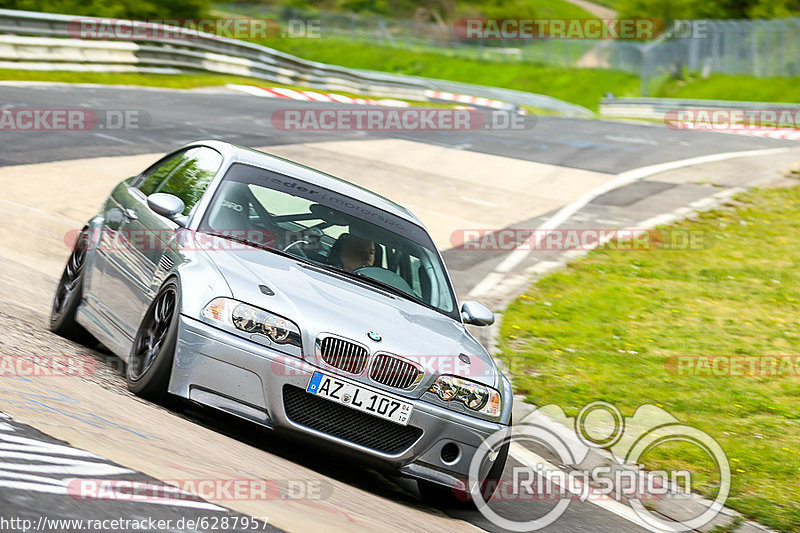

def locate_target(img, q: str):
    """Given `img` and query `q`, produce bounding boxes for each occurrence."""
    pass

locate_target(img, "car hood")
[199,239,498,392]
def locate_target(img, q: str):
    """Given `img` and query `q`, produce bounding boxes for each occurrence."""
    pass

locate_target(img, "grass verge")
[258,37,641,111]
[3,43,799,113]
[498,182,800,532]
[0,69,279,89]
[260,37,800,110]
[0,69,455,108]
[658,73,800,103]
[217,0,594,24]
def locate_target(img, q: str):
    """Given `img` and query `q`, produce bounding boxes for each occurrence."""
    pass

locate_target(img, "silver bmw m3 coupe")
[50,140,512,505]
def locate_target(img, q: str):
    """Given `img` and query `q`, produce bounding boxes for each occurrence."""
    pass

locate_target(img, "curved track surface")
[1,82,798,532]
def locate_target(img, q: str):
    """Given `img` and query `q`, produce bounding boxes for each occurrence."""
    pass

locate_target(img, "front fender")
[168,249,233,319]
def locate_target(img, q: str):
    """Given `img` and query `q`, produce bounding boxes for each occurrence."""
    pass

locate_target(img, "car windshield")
[198,163,457,318]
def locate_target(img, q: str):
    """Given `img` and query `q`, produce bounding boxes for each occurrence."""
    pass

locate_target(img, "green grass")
[498,183,800,532]
[0,69,275,89]
[261,37,800,110]
[217,0,595,22]
[446,0,596,20]
[658,73,800,103]
[584,0,621,8]
[4,38,800,113]
[0,69,454,107]
[257,37,641,110]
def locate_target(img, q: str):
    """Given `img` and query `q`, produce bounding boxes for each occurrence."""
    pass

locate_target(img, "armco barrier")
[600,96,800,120]
[0,8,592,117]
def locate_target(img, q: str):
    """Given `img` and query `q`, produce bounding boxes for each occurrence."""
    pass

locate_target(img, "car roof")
[190,140,424,227]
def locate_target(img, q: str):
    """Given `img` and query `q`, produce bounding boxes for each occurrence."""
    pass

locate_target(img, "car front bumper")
[168,315,510,486]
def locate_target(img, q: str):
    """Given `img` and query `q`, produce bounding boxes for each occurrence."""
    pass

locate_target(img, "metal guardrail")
[600,96,800,119]
[0,8,593,117]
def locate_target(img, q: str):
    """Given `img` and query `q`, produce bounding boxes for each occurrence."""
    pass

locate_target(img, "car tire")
[126,279,180,400]
[49,229,94,344]
[417,418,511,509]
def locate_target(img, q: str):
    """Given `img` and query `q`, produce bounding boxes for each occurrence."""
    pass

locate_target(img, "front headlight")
[202,298,302,352]
[430,375,502,417]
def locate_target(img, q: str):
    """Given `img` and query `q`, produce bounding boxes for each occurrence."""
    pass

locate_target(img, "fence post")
[640,45,650,96]
[750,20,759,77]
[776,20,785,77]
[794,18,800,77]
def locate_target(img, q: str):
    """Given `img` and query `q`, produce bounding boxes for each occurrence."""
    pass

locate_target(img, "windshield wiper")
[321,264,434,309]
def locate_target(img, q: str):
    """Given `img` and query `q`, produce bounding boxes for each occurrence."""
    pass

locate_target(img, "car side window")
[154,148,223,216]
[137,150,188,196]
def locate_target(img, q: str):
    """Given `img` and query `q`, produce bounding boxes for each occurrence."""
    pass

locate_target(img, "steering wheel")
[282,240,309,258]
[282,227,323,258]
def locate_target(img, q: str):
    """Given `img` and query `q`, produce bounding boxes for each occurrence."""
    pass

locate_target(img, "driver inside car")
[339,234,376,271]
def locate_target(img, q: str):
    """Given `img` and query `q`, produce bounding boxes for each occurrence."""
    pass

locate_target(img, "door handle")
[123,208,138,221]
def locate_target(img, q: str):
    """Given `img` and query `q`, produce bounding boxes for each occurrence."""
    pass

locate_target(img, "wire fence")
[224,4,800,95]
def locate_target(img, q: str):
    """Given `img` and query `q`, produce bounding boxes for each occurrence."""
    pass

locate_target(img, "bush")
[0,0,209,18]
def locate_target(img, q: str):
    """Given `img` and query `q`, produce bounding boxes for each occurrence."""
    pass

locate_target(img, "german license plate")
[306,371,413,426]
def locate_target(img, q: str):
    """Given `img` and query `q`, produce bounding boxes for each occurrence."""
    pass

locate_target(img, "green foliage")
[460,0,595,20]
[261,36,639,110]
[228,0,800,21]
[222,0,593,21]
[499,184,800,532]
[657,73,800,102]
[616,0,800,24]
[0,0,209,18]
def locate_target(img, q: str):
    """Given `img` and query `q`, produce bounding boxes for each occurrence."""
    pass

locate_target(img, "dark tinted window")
[199,163,457,317]
[157,148,222,215]
[138,150,187,196]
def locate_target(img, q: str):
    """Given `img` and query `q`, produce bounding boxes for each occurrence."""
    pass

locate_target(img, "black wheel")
[418,419,511,508]
[127,279,180,400]
[50,229,94,344]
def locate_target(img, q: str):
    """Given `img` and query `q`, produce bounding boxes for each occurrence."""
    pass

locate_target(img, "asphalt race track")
[0,83,790,169]
[1,82,798,532]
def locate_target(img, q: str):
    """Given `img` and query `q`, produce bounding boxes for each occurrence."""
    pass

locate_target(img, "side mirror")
[461,301,495,326]
[148,193,186,225]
